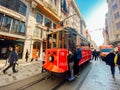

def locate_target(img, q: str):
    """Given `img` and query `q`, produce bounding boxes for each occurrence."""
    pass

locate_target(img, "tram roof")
[64,27,90,43]
[47,27,90,44]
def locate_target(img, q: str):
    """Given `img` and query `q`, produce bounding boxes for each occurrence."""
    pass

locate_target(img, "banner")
[61,0,70,15]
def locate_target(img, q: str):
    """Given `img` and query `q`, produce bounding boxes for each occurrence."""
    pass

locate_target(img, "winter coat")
[105,53,115,66]
[75,48,82,61]
[8,51,18,64]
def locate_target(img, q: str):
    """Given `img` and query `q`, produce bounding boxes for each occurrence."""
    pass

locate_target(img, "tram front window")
[47,33,57,48]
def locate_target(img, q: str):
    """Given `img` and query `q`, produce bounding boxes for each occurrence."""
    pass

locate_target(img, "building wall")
[107,0,120,47]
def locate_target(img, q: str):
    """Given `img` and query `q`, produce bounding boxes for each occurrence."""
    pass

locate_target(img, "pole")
[60,13,77,27]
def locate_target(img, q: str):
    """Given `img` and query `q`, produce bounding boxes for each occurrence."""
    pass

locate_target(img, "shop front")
[31,42,41,60]
[0,35,24,59]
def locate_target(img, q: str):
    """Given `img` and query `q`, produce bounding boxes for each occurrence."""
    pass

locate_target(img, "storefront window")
[0,0,27,16]
[2,15,12,32]
[44,18,51,28]
[36,13,43,24]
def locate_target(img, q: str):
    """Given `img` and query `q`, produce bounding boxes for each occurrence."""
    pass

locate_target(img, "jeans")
[110,65,115,75]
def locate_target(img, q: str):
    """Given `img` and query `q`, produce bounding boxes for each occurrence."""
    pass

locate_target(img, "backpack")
[117,53,120,65]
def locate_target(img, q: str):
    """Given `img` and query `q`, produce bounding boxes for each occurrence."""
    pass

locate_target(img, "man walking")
[3,46,18,74]
[105,50,115,79]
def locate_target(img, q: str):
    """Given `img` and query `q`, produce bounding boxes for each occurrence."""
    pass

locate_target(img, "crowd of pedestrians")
[92,49,101,61]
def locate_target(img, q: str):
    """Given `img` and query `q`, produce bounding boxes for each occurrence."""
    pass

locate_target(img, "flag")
[61,0,70,16]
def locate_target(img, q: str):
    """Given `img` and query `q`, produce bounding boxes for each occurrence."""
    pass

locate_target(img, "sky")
[75,0,108,47]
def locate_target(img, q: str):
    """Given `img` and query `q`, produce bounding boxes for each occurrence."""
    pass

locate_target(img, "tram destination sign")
[0,35,16,40]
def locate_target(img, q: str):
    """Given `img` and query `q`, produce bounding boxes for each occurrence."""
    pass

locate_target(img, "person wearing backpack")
[114,51,120,73]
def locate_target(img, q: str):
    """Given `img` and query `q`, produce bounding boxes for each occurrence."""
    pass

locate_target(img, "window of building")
[49,0,53,5]
[0,13,25,35]
[114,12,119,19]
[54,0,57,6]
[33,27,42,38]
[0,0,27,16]
[11,19,25,35]
[18,22,25,35]
[112,3,118,11]
[36,13,43,24]
[19,1,27,16]
[116,22,120,29]
[53,23,56,29]
[11,19,20,34]
[0,13,4,27]
[44,18,51,28]
[2,15,12,32]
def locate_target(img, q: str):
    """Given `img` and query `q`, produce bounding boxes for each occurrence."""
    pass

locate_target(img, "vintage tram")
[43,27,92,75]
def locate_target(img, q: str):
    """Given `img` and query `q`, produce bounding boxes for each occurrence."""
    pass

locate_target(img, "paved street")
[80,59,120,90]
[0,59,42,87]
[0,59,120,90]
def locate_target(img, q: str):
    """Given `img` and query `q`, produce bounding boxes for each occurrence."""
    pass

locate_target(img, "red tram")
[43,27,92,75]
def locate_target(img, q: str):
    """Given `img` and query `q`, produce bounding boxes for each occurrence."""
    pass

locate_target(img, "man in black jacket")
[105,50,115,79]
[3,47,18,74]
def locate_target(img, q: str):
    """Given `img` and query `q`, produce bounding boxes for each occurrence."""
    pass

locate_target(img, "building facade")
[106,0,120,47]
[0,0,61,60]
[0,0,91,60]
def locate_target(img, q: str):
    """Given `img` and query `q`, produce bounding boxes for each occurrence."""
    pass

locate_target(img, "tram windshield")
[47,30,68,49]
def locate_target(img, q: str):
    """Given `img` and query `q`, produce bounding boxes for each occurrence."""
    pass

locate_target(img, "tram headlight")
[48,55,54,62]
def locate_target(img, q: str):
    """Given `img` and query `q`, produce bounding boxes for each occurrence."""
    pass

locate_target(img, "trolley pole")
[60,13,77,27]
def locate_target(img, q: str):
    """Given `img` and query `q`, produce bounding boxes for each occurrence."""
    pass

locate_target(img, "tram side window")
[59,31,62,48]
[53,34,57,48]
[47,34,52,48]
[64,31,68,48]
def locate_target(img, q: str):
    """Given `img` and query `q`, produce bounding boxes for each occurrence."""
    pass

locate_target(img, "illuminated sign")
[0,35,16,40]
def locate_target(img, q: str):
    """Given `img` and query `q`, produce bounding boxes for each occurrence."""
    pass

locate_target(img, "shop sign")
[0,35,16,40]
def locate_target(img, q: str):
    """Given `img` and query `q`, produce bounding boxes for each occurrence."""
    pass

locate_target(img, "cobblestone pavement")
[80,60,120,90]
[0,60,42,87]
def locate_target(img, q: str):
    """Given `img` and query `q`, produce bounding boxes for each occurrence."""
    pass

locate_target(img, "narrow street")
[1,59,120,90]
[79,59,120,90]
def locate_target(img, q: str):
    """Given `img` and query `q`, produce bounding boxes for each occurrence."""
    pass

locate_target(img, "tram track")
[16,76,46,90]
[16,73,66,90]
